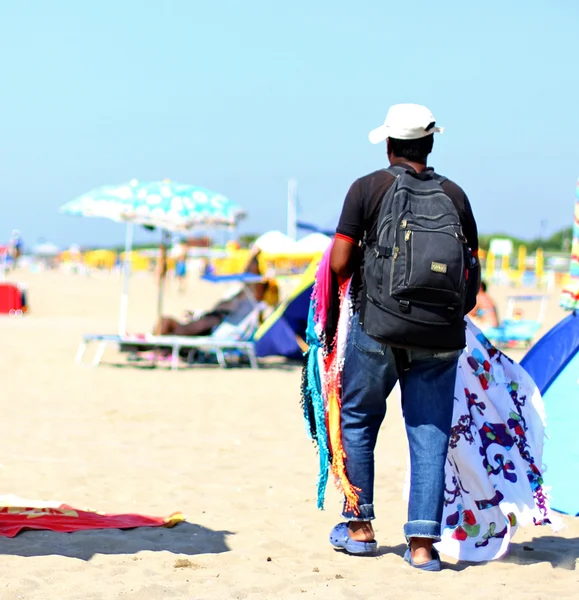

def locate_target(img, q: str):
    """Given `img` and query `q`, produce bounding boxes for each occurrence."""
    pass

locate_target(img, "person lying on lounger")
[153,249,278,337]
[468,280,499,330]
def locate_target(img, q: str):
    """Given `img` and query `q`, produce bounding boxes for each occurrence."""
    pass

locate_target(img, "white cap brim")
[368,124,444,144]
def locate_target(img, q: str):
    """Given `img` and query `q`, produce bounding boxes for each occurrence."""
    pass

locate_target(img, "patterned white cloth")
[434,320,553,561]
[331,301,554,561]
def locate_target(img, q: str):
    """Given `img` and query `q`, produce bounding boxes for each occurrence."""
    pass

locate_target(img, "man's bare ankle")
[348,521,375,542]
[409,537,433,563]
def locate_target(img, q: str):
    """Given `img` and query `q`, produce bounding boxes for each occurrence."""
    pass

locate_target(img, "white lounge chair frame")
[76,301,265,370]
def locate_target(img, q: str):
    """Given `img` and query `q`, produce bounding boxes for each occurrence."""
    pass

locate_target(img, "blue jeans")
[340,315,460,542]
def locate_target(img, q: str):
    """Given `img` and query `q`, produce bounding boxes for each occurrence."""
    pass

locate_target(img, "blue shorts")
[175,262,186,277]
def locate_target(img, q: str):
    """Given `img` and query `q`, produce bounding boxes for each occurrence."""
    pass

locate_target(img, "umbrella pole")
[151,231,168,368]
[118,222,133,336]
[156,229,169,334]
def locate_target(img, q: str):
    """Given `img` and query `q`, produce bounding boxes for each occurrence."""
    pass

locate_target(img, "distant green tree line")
[84,226,574,254]
[479,226,573,253]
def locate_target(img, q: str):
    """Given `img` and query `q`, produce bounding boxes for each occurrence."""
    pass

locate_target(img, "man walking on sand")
[328,104,479,571]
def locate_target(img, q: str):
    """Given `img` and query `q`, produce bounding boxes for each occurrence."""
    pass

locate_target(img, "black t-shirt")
[336,165,479,311]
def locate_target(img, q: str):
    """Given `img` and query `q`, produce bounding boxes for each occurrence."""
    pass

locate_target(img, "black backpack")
[361,165,469,351]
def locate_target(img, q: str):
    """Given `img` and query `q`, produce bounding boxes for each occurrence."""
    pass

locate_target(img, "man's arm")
[330,179,364,281]
[330,235,361,280]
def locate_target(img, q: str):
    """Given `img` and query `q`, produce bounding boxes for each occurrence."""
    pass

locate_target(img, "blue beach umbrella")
[61,179,246,231]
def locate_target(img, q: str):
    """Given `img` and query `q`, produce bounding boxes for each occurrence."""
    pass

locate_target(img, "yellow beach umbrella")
[535,248,544,282]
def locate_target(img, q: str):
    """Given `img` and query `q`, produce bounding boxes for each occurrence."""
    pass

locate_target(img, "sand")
[0,268,577,600]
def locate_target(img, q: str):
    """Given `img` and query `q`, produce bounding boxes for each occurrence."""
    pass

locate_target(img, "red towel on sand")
[0,501,184,538]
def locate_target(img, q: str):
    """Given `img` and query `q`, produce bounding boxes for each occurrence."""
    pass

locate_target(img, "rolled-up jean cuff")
[342,503,375,522]
[404,520,441,542]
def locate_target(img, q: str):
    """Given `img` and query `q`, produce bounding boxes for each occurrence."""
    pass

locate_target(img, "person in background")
[174,243,188,294]
[8,230,23,271]
[468,280,499,330]
[200,258,214,277]
[154,248,276,336]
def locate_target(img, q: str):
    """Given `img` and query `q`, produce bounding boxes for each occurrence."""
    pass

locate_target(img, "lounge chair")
[481,294,548,348]
[75,300,266,370]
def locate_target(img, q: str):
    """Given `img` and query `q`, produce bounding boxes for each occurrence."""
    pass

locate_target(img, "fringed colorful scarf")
[300,249,359,511]
[301,245,556,562]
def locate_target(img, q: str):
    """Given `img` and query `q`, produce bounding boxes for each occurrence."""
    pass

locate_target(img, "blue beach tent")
[254,263,316,360]
[521,311,579,516]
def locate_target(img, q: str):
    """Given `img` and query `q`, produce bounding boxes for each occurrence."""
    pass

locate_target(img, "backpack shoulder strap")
[431,173,463,222]
[366,169,402,250]
[385,165,407,179]
[387,165,445,186]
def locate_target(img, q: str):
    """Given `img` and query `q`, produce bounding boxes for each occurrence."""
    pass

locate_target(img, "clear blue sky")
[1,0,578,248]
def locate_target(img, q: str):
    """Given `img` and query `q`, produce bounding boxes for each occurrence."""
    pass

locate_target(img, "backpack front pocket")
[391,225,465,306]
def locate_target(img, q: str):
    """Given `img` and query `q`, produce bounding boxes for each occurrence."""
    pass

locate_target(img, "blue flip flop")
[329,522,378,555]
[404,547,442,571]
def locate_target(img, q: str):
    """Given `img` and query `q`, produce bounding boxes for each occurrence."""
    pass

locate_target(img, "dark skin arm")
[331,176,365,280]
[330,238,361,281]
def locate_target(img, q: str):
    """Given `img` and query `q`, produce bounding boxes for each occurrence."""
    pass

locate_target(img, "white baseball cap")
[368,103,444,144]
